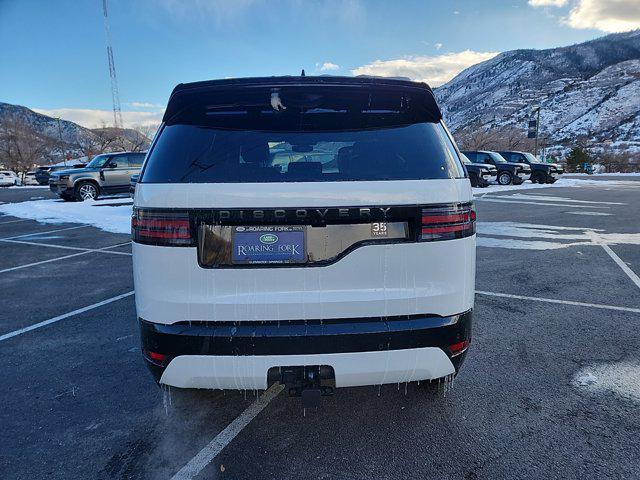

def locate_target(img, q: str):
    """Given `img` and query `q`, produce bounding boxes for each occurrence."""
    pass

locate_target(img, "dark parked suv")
[461,153,497,187]
[34,165,84,185]
[49,151,145,201]
[499,151,564,184]
[462,150,531,185]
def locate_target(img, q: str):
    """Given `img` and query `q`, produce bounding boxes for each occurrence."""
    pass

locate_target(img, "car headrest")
[287,162,323,177]
[241,141,270,164]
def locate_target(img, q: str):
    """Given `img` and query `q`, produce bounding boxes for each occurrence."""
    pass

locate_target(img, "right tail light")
[420,203,476,242]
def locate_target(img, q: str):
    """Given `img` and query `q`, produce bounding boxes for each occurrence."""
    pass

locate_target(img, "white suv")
[133,76,475,399]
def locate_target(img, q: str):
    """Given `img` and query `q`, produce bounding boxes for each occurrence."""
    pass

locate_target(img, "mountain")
[434,30,640,154]
[0,102,97,146]
[0,102,151,163]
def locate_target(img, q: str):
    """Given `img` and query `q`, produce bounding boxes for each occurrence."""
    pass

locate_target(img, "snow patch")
[573,361,640,404]
[0,198,132,234]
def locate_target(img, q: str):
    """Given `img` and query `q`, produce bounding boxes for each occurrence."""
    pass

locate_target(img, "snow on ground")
[565,172,640,177]
[6,185,50,189]
[1,177,639,235]
[474,177,640,196]
[0,197,132,234]
[573,361,640,404]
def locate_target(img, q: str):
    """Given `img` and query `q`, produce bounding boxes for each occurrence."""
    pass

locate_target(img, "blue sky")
[1,0,637,128]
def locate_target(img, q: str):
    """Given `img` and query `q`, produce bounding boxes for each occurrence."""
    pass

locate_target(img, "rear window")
[142,123,465,183]
[142,84,464,183]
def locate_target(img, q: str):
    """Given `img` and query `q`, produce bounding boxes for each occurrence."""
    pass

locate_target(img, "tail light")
[420,203,476,241]
[142,349,170,366]
[449,339,470,357]
[132,208,194,246]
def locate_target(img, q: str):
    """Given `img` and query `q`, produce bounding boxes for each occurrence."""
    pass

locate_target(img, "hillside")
[0,102,151,163]
[434,30,640,153]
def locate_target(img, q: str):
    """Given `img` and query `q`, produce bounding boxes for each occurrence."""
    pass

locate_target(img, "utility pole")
[534,106,541,159]
[528,104,541,158]
[56,117,67,165]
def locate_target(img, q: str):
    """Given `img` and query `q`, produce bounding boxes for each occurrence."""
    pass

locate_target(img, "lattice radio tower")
[102,0,123,129]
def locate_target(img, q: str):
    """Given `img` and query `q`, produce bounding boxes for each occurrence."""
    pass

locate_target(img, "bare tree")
[127,124,156,152]
[0,113,54,174]
[596,148,639,173]
[454,123,500,150]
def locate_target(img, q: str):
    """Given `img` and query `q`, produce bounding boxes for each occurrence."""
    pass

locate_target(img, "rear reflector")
[449,339,470,356]
[143,349,169,366]
[132,208,194,246]
[420,203,475,241]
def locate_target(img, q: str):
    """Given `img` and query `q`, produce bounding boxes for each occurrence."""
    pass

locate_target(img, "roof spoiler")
[162,75,442,124]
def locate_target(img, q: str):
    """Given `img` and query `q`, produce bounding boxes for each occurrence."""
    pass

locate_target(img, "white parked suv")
[133,76,475,400]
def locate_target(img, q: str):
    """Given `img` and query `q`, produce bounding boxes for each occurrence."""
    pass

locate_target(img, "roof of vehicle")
[163,75,441,124]
[95,151,146,156]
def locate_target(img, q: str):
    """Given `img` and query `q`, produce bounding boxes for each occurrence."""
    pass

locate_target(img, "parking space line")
[0,291,134,342]
[0,218,30,225]
[585,231,640,291]
[0,242,134,274]
[0,239,132,256]
[476,290,640,314]
[169,384,284,480]
[598,243,640,290]
[0,250,93,274]
[477,198,609,208]
[0,224,89,240]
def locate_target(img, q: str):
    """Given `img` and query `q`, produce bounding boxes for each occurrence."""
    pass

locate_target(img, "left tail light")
[420,202,476,241]
[132,208,194,246]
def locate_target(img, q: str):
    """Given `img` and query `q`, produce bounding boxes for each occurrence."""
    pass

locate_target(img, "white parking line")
[0,251,93,274]
[0,224,89,240]
[0,291,134,342]
[0,218,29,225]
[169,384,284,480]
[0,239,132,256]
[598,243,640,290]
[585,230,640,291]
[0,242,133,274]
[477,198,610,208]
[476,290,640,314]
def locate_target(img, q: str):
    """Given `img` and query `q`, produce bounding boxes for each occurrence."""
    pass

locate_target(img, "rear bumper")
[140,310,471,389]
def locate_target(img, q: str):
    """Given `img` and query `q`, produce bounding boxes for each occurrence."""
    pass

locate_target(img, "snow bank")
[474,177,640,195]
[0,198,133,234]
[564,172,640,177]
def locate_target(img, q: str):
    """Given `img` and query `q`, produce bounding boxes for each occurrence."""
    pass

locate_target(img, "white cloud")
[33,108,164,129]
[352,50,499,87]
[317,62,340,71]
[434,42,443,50]
[126,101,164,109]
[528,0,568,6]
[565,0,640,32]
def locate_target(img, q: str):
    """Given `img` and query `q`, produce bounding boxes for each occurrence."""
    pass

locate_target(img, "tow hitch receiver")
[268,366,335,407]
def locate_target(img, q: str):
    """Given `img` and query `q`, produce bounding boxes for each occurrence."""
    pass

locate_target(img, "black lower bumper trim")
[140,310,471,360]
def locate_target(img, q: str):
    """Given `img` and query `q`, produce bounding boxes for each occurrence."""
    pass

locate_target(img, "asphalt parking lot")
[1,180,640,480]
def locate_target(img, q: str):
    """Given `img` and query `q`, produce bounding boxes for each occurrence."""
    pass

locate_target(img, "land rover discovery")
[134,76,475,398]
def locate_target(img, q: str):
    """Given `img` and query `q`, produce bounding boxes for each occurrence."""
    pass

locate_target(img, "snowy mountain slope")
[0,102,96,145]
[434,30,640,151]
[0,102,151,160]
